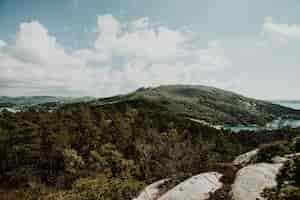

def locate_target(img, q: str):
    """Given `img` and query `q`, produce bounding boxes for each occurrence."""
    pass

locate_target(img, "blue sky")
[0,0,300,99]
[2,0,300,47]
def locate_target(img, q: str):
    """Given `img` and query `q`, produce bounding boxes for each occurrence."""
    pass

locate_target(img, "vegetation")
[0,99,299,199]
[261,136,300,200]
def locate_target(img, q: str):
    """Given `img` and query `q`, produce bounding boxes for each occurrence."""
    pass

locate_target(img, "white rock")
[188,118,222,130]
[158,172,223,200]
[232,163,283,200]
[134,179,167,200]
[233,149,259,166]
[271,156,289,164]
[271,153,300,164]
[284,152,300,159]
[0,107,19,113]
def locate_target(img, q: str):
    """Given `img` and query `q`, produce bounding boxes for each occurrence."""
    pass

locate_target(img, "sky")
[0,0,300,99]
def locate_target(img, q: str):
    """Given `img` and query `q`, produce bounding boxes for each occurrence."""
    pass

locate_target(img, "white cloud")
[0,40,6,49]
[94,15,187,62]
[262,16,300,42]
[93,15,229,66]
[131,17,150,29]
[0,16,230,97]
[210,17,300,99]
[1,15,299,99]
[15,21,63,64]
[96,14,121,38]
[0,21,93,96]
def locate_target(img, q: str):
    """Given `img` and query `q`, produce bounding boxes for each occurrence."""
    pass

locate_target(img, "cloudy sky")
[0,0,300,99]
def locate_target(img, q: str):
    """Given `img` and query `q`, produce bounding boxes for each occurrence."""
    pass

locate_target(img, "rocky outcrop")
[134,179,167,200]
[232,163,283,200]
[233,149,259,167]
[135,148,296,200]
[158,172,223,200]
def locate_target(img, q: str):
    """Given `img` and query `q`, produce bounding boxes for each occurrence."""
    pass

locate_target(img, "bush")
[263,156,300,200]
[70,174,143,200]
[63,148,85,175]
[279,185,300,200]
[293,136,300,152]
[256,141,290,163]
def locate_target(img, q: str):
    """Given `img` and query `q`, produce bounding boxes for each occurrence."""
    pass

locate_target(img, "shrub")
[63,148,85,175]
[70,174,144,200]
[263,156,300,200]
[256,141,290,163]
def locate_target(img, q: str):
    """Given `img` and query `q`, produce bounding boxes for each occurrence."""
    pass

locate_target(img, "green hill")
[96,85,300,125]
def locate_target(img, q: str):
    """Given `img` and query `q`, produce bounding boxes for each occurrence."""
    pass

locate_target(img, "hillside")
[1,85,300,199]
[96,85,300,126]
[1,99,299,200]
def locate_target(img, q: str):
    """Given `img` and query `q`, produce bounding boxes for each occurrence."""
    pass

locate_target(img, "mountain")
[96,85,300,126]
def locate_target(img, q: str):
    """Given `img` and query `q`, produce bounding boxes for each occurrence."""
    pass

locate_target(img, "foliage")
[262,153,300,200]
[0,100,299,199]
[63,148,85,175]
[255,141,291,163]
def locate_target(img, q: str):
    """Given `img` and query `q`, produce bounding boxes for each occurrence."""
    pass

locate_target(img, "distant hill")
[1,85,299,125]
[96,85,300,125]
[272,100,300,110]
[0,96,95,108]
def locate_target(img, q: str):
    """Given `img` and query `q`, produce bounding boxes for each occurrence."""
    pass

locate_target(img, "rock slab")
[233,149,259,166]
[232,163,283,200]
[158,172,223,200]
[134,179,167,200]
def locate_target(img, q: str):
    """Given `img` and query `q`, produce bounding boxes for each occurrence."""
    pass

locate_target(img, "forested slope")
[0,99,299,199]
[96,85,300,125]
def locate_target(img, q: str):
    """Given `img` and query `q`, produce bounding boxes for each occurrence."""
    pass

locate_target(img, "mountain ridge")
[95,85,300,125]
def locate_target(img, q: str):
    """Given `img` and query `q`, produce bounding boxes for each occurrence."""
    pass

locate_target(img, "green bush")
[69,174,144,200]
[263,156,300,200]
[63,148,85,175]
[256,141,290,163]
